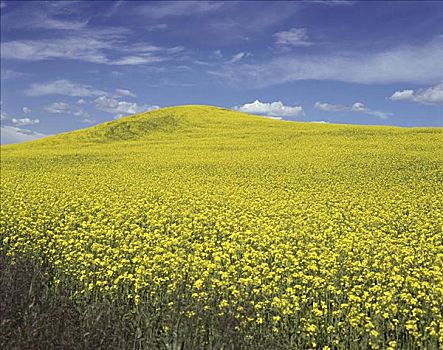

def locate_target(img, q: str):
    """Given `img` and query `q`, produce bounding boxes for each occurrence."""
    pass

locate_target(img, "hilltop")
[2,105,441,149]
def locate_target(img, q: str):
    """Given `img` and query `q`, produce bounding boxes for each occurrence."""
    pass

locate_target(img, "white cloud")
[77,99,87,104]
[1,110,9,120]
[389,83,443,105]
[314,101,391,119]
[212,37,443,86]
[145,23,168,31]
[213,49,223,59]
[390,90,415,101]
[94,96,159,117]
[0,1,6,9]
[110,55,166,65]
[1,37,112,64]
[227,52,251,64]
[310,0,355,5]
[22,107,32,114]
[115,88,137,98]
[136,1,224,18]
[351,102,366,112]
[1,126,46,144]
[234,100,304,117]
[263,116,283,120]
[32,17,89,31]
[1,69,29,80]
[2,1,89,31]
[26,80,106,97]
[11,117,40,126]
[44,101,70,113]
[44,101,90,119]
[274,28,312,47]
[1,31,182,66]
[314,102,348,112]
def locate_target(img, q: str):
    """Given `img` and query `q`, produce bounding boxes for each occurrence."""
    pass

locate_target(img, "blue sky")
[1,0,442,143]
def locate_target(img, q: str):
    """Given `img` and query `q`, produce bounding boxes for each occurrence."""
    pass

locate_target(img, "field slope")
[1,105,443,349]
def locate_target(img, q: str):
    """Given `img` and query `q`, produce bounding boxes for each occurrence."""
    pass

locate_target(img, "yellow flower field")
[1,105,442,349]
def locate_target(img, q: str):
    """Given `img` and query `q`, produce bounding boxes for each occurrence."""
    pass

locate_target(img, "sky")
[1,0,442,144]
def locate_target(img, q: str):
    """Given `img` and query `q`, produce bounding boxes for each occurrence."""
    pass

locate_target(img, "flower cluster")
[1,106,442,348]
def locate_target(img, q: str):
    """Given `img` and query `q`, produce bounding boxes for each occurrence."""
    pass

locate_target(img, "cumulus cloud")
[44,102,71,113]
[234,100,304,117]
[94,96,159,118]
[274,28,312,47]
[22,107,32,114]
[1,126,46,144]
[389,83,443,105]
[314,101,391,119]
[11,117,40,126]
[26,80,106,97]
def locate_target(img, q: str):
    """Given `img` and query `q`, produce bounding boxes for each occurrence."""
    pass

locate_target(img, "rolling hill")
[1,105,442,349]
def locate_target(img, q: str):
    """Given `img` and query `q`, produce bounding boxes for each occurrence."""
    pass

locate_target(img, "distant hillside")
[2,105,441,149]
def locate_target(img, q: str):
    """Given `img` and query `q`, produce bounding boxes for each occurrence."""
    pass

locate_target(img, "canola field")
[1,106,443,349]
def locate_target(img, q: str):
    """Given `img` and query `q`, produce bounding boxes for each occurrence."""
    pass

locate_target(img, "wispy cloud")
[1,69,30,80]
[234,100,304,118]
[134,1,224,18]
[115,89,137,98]
[389,83,443,105]
[22,107,32,114]
[0,108,9,121]
[1,126,46,144]
[211,37,443,87]
[207,2,301,39]
[1,21,183,66]
[25,80,106,97]
[314,102,348,112]
[309,0,355,6]
[109,55,167,66]
[1,1,89,30]
[314,101,392,119]
[30,16,89,31]
[226,52,251,64]
[11,117,40,126]
[145,23,168,31]
[44,101,90,120]
[274,28,312,48]
[2,37,114,64]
